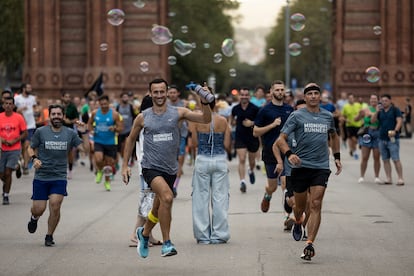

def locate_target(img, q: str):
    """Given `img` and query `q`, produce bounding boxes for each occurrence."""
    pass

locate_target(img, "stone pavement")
[1,139,414,276]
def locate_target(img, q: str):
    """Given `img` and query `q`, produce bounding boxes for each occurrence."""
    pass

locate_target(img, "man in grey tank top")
[276,83,342,261]
[121,78,212,258]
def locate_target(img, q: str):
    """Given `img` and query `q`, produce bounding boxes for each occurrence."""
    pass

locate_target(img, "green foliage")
[168,0,239,94]
[263,0,332,88]
[0,0,24,72]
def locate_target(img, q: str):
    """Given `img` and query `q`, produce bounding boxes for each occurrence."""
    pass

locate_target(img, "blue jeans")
[378,139,400,161]
[191,154,230,243]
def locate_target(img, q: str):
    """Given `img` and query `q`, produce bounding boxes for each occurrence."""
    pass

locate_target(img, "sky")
[232,0,285,29]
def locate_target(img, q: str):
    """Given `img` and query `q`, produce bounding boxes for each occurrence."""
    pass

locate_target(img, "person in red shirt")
[0,96,28,205]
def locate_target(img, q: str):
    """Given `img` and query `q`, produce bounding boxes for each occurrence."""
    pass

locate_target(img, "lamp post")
[285,0,290,88]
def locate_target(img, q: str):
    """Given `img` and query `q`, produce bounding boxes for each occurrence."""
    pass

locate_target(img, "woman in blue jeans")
[190,95,232,244]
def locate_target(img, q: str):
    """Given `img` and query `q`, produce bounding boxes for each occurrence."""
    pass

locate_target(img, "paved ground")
[1,139,414,276]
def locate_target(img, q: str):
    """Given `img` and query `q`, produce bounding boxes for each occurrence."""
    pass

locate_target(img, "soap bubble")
[180,25,188,33]
[221,38,235,57]
[107,9,125,26]
[290,13,306,31]
[100,43,108,52]
[167,56,177,65]
[133,0,145,8]
[173,39,193,56]
[288,43,302,56]
[213,53,223,63]
[365,66,380,83]
[362,134,371,144]
[151,25,173,45]
[268,48,275,55]
[229,68,237,77]
[373,26,382,35]
[302,37,310,46]
[203,43,210,49]
[139,61,149,72]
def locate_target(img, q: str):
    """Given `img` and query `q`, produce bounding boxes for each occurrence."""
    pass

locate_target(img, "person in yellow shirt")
[342,94,363,159]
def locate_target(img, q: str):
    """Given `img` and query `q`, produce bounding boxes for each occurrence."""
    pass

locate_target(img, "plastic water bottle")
[194,85,215,103]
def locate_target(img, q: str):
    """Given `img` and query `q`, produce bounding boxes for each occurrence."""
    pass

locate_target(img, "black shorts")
[117,133,130,152]
[94,143,117,159]
[291,168,331,193]
[142,168,176,192]
[234,137,260,152]
[346,126,360,139]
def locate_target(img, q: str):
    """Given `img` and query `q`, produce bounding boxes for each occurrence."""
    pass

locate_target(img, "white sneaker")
[358,177,364,183]
[374,177,383,184]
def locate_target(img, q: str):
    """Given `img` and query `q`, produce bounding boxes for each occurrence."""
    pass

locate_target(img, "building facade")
[23,0,169,100]
[332,0,414,106]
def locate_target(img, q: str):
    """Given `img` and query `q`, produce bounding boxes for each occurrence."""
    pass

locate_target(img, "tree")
[168,0,239,94]
[263,0,332,89]
[0,0,24,88]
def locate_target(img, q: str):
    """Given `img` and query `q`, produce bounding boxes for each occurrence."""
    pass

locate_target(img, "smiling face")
[150,82,168,107]
[49,106,64,128]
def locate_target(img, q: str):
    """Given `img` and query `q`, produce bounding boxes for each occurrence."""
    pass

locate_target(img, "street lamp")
[285,0,290,88]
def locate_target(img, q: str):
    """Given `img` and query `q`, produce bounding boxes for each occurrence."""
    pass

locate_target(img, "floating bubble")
[107,9,125,26]
[302,37,310,46]
[288,42,302,56]
[168,11,176,17]
[221,38,235,57]
[268,48,275,55]
[133,0,146,8]
[362,134,371,144]
[180,25,188,33]
[139,61,149,72]
[100,43,108,52]
[290,13,306,31]
[373,25,382,35]
[167,56,177,65]
[151,25,173,45]
[203,43,210,49]
[173,39,193,56]
[229,68,237,77]
[213,53,223,63]
[365,66,380,83]
[191,42,197,48]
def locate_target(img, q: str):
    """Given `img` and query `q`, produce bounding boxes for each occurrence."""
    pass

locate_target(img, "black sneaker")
[248,170,255,184]
[2,195,9,205]
[292,223,303,241]
[45,235,55,247]
[301,243,315,261]
[28,217,38,233]
[16,162,22,179]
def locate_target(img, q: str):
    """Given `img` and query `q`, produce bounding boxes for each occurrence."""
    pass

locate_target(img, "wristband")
[200,101,210,105]
[285,150,293,158]
[333,152,341,161]
[79,130,88,135]
[31,155,38,162]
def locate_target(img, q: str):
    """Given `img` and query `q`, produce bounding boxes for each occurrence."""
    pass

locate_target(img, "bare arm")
[329,131,342,175]
[224,121,232,154]
[180,103,212,124]
[253,117,281,137]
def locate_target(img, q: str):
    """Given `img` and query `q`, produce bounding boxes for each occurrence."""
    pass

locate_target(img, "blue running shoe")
[292,223,303,241]
[248,170,255,184]
[161,240,177,257]
[136,227,149,258]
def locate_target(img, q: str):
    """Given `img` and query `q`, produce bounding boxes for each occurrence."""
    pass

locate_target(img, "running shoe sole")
[301,243,315,261]
[28,219,38,233]
[240,182,246,193]
[249,172,255,184]
[292,223,303,241]
[161,245,177,257]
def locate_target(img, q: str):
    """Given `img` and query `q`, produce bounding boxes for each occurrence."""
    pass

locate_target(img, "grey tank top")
[141,106,180,175]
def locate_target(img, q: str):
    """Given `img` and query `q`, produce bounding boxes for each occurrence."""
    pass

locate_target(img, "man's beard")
[51,118,63,128]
